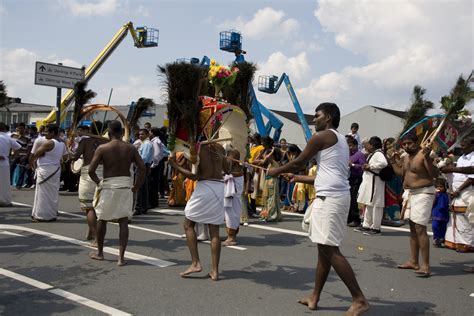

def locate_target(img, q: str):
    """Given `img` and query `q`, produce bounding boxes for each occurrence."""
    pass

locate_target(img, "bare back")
[98,140,141,179]
[402,151,434,189]
[196,143,226,180]
[78,137,109,165]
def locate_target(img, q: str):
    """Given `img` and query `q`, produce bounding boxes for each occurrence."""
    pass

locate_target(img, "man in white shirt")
[268,103,369,314]
[149,127,164,208]
[0,122,21,206]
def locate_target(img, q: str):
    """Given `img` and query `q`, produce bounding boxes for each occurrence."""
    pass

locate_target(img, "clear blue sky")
[0,0,472,116]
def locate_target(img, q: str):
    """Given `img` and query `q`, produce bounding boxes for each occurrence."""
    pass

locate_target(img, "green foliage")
[401,85,434,133]
[440,72,473,118]
[0,81,10,111]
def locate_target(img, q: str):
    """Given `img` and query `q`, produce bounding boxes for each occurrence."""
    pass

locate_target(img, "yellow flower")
[210,59,216,65]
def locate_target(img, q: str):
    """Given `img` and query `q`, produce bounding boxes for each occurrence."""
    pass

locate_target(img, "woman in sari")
[256,147,282,222]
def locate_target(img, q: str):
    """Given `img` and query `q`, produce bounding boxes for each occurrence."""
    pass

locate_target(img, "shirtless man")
[88,121,145,266]
[389,133,439,277]
[72,122,108,244]
[223,149,244,246]
[169,142,228,280]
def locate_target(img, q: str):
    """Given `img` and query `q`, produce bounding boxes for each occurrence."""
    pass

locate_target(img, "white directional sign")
[35,61,85,89]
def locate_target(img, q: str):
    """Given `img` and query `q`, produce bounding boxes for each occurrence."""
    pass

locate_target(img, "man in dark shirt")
[347,136,366,226]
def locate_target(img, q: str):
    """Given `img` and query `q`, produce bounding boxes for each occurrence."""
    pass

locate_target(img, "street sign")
[35,61,85,89]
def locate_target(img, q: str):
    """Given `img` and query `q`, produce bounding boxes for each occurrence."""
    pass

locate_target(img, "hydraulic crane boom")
[258,73,312,142]
[39,22,158,127]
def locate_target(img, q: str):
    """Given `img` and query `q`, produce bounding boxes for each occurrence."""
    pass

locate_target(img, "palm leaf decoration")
[440,72,473,119]
[0,81,10,112]
[130,97,155,135]
[158,62,207,158]
[221,61,257,120]
[73,81,96,129]
[401,85,434,134]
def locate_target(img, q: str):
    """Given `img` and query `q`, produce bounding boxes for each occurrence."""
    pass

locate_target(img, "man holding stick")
[388,133,439,277]
[267,102,369,315]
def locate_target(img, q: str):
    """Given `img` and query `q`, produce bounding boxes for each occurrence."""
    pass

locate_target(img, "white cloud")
[0,4,7,15]
[0,48,83,104]
[219,7,300,40]
[134,5,149,17]
[61,0,118,16]
[306,0,474,114]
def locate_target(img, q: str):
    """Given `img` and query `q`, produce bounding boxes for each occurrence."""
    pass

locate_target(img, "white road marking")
[0,224,175,267]
[248,224,309,237]
[0,230,25,237]
[0,268,131,315]
[61,210,248,251]
[11,202,32,207]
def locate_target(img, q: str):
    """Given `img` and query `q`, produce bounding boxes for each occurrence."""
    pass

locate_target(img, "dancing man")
[267,102,369,315]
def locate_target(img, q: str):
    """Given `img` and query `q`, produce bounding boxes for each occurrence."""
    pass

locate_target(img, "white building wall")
[339,106,404,141]
[256,113,310,149]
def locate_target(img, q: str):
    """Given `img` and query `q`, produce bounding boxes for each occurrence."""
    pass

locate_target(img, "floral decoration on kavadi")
[208,59,239,98]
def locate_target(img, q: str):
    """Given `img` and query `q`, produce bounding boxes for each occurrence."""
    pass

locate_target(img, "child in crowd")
[432,178,450,247]
[258,147,282,222]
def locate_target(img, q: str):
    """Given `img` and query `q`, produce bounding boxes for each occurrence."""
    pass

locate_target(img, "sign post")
[34,61,85,127]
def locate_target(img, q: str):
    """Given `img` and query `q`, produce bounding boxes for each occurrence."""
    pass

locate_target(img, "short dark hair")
[369,136,383,149]
[18,122,26,128]
[403,133,418,143]
[0,122,6,132]
[346,135,358,147]
[315,102,341,128]
[351,122,359,129]
[435,177,447,189]
[139,128,149,134]
[108,120,122,135]
[150,127,161,138]
[46,124,59,135]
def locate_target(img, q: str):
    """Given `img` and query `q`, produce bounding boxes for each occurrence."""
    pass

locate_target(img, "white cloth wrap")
[93,176,133,221]
[445,212,474,247]
[224,176,244,229]
[224,174,236,208]
[0,165,12,206]
[31,164,61,221]
[403,186,435,226]
[185,180,225,225]
[357,151,387,207]
[78,165,102,210]
[310,194,350,246]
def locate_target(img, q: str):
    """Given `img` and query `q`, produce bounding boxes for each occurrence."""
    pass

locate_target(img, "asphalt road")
[0,188,473,315]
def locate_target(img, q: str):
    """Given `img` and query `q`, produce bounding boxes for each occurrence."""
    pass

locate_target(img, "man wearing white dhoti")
[72,122,108,244]
[267,103,369,314]
[31,124,68,222]
[443,137,474,252]
[356,137,388,235]
[0,123,21,206]
[169,142,228,281]
[223,149,244,246]
[389,133,439,277]
[88,121,145,266]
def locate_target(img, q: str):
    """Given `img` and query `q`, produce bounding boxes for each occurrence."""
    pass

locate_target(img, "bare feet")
[89,251,104,261]
[222,239,237,247]
[345,300,370,316]
[414,264,431,277]
[397,261,419,270]
[298,296,318,310]
[208,271,219,281]
[117,259,127,266]
[180,263,202,277]
[89,240,98,248]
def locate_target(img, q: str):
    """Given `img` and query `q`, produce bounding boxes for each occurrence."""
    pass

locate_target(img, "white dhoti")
[185,180,225,225]
[0,164,12,206]
[445,189,474,252]
[310,194,350,246]
[402,186,435,227]
[224,176,244,230]
[78,165,102,211]
[94,176,133,221]
[31,164,61,221]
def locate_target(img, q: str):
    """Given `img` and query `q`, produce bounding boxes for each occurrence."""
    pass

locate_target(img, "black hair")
[139,128,149,134]
[0,122,6,132]
[403,133,418,143]
[150,127,161,138]
[315,102,341,128]
[368,136,383,149]
[108,120,122,135]
[351,122,359,129]
[46,124,59,135]
[434,177,447,189]
[271,147,282,162]
[346,135,358,147]
[18,122,26,128]
[262,136,274,149]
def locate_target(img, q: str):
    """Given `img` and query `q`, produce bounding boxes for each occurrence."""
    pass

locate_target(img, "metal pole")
[56,63,63,127]
[101,88,113,134]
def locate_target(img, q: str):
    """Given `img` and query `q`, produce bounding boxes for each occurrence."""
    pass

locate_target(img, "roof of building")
[0,102,55,113]
[271,109,315,125]
[372,106,407,119]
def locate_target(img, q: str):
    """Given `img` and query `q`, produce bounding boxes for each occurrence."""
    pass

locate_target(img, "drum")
[71,158,84,174]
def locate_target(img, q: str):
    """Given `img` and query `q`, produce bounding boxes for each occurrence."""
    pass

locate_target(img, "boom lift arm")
[40,22,158,127]
[258,73,312,142]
